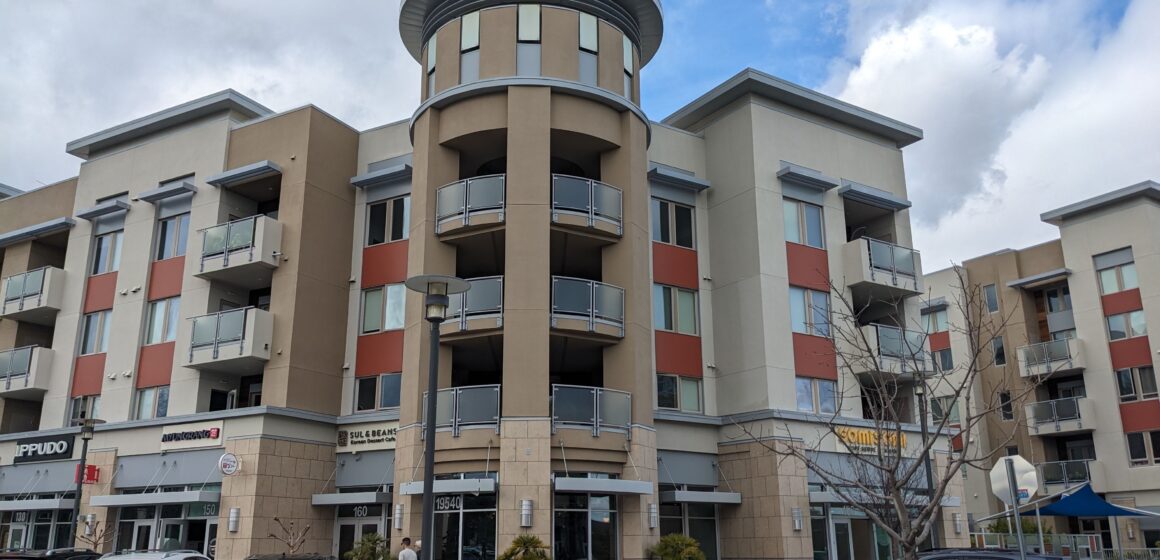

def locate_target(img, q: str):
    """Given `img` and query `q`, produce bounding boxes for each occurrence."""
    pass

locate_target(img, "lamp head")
[405,274,470,323]
[73,418,106,440]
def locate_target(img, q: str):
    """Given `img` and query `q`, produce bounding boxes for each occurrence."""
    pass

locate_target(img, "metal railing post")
[589,282,597,332]
[587,178,596,227]
[462,179,470,227]
[592,388,601,437]
[199,229,208,273]
[211,312,222,359]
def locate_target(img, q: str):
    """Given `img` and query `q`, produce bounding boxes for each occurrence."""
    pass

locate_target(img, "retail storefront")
[314,421,398,559]
[0,434,81,550]
[399,473,497,560]
[656,450,740,560]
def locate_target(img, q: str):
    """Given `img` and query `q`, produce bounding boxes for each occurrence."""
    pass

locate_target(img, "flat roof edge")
[1040,180,1160,224]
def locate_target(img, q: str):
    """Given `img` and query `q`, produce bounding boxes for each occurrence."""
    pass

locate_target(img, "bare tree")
[733,266,1040,560]
[268,517,312,554]
[76,520,116,551]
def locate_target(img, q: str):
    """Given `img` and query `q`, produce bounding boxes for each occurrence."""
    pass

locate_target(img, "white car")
[99,551,209,560]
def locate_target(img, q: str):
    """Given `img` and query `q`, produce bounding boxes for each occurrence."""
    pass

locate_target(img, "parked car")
[98,551,209,560]
[0,549,102,560]
[919,549,1066,560]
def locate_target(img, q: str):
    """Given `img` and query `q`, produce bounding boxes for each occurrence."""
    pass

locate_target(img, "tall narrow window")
[426,35,438,95]
[622,35,634,97]
[932,396,960,423]
[579,12,598,85]
[789,287,830,337]
[70,396,100,423]
[999,391,1014,420]
[460,11,480,83]
[135,386,169,420]
[91,230,123,275]
[517,4,541,76]
[80,310,112,355]
[653,285,698,335]
[650,199,695,249]
[366,196,410,246]
[155,213,190,260]
[783,198,824,249]
[924,309,949,332]
[145,297,181,345]
[361,284,406,334]
[983,284,999,313]
[992,336,1006,366]
[1117,366,1158,402]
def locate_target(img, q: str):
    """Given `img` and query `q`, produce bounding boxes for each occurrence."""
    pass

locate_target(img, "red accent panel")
[929,331,951,352]
[147,257,185,301]
[652,243,698,290]
[83,272,117,313]
[950,424,964,452]
[1120,400,1160,433]
[1110,337,1154,370]
[786,243,830,291]
[137,342,175,388]
[362,240,409,288]
[71,354,105,397]
[792,333,837,380]
[356,330,404,377]
[1102,288,1143,316]
[655,331,703,377]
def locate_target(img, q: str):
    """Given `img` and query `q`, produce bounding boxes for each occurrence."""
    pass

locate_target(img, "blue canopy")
[1023,484,1160,517]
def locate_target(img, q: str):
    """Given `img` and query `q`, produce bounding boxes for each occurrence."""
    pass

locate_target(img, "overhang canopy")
[0,217,75,249]
[777,163,839,191]
[838,180,911,211]
[398,478,496,496]
[76,199,130,221]
[206,161,282,189]
[660,490,741,505]
[311,492,392,506]
[91,490,220,508]
[1022,484,1160,518]
[648,164,710,192]
[351,163,413,189]
[138,181,197,204]
[0,498,75,511]
[553,477,652,495]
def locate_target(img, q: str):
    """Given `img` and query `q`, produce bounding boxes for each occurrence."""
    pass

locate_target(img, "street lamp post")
[69,417,105,548]
[405,275,470,560]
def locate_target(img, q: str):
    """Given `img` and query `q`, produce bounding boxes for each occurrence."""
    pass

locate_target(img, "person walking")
[399,537,418,560]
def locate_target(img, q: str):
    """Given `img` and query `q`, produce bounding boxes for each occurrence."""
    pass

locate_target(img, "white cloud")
[825,0,1160,267]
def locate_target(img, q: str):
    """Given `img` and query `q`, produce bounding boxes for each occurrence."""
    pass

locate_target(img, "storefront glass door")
[832,520,853,560]
[874,525,894,560]
[160,521,185,550]
[133,521,154,551]
[7,524,27,549]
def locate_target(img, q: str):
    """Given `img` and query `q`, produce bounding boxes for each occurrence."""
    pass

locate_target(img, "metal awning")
[809,490,960,508]
[0,498,75,511]
[206,161,282,188]
[138,181,197,204]
[648,164,711,192]
[660,490,741,505]
[921,297,948,314]
[1007,268,1071,289]
[777,163,839,191]
[311,492,392,506]
[351,163,412,189]
[0,217,75,249]
[398,478,496,496]
[838,180,911,210]
[91,490,220,508]
[553,478,652,496]
[76,199,130,221]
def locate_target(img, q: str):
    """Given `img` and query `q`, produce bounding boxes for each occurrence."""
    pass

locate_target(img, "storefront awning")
[91,490,220,508]
[398,478,496,496]
[809,490,960,508]
[553,478,652,496]
[0,498,75,511]
[312,492,392,506]
[660,490,741,505]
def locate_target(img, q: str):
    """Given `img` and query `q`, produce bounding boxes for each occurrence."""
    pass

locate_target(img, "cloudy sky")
[1,0,1157,266]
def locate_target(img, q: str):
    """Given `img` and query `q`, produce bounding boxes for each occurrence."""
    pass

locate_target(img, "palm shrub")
[498,534,551,560]
[648,534,705,560]
[344,532,395,560]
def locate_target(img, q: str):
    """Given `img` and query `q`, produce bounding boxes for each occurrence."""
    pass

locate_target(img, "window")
[795,377,837,414]
[1098,262,1138,295]
[1045,285,1071,313]
[356,373,402,412]
[659,484,719,560]
[80,310,112,355]
[650,199,695,248]
[622,35,633,96]
[361,284,406,334]
[70,396,100,423]
[924,309,949,332]
[578,13,598,86]
[1107,310,1147,340]
[432,473,498,560]
[1116,366,1158,402]
[1006,446,1019,457]
[91,230,123,275]
[1052,329,1077,341]
[653,285,698,335]
[789,287,830,337]
[999,392,1014,421]
[460,11,480,83]
[135,386,169,420]
[426,35,437,95]
[931,396,960,423]
[517,4,541,76]
[554,477,618,560]
[992,336,1006,366]
[155,213,189,260]
[1126,430,1160,467]
[783,198,824,249]
[983,284,999,313]
[144,297,181,345]
[934,348,954,373]
[367,196,410,246]
[657,374,702,413]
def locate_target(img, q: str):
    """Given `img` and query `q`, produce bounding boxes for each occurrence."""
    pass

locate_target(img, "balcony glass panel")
[592,182,622,221]
[1030,398,1081,424]
[877,325,903,358]
[0,347,33,377]
[599,389,631,430]
[552,175,591,213]
[436,180,467,220]
[1022,340,1071,366]
[217,309,246,342]
[1041,460,1089,485]
[1053,398,1079,420]
[227,218,256,251]
[467,176,504,211]
[893,245,916,276]
[593,284,624,323]
[456,386,500,425]
[190,316,218,347]
[868,240,894,272]
[435,390,454,428]
[552,278,591,316]
[3,276,20,302]
[464,277,502,315]
[554,386,596,425]
[867,239,917,277]
[202,225,228,256]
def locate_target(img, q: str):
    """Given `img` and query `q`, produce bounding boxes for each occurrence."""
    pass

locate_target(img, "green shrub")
[343,533,395,560]
[498,534,551,560]
[648,534,706,560]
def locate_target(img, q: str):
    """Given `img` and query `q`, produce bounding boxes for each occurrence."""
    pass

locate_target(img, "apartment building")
[925,181,1160,551]
[0,2,969,559]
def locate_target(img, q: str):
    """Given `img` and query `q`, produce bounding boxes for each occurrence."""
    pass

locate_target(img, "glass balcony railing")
[1040,460,1091,486]
[871,324,928,371]
[1028,397,1082,425]
[866,238,918,278]
[0,346,34,390]
[200,216,258,268]
[435,174,505,233]
[3,268,47,309]
[551,174,623,233]
[445,276,503,329]
[423,384,501,437]
[551,384,631,437]
[189,307,251,360]
[1020,340,1072,366]
[550,276,625,334]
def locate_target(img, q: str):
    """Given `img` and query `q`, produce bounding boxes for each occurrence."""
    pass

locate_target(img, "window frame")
[999,391,1014,421]
[70,396,100,423]
[355,373,403,413]
[653,284,699,335]
[1098,262,1138,295]
[1116,366,1158,403]
[1126,430,1160,467]
[155,212,190,261]
[924,309,949,333]
[992,336,1006,366]
[650,198,696,249]
[789,286,831,337]
[80,310,112,355]
[1106,310,1147,341]
[931,396,960,424]
[144,297,181,345]
[579,12,598,53]
[934,348,954,373]
[1044,285,1072,313]
[795,377,837,415]
[134,386,170,420]
[783,198,825,249]
[91,230,124,276]
[656,374,702,414]
[366,195,410,247]
[983,284,999,313]
[360,284,406,335]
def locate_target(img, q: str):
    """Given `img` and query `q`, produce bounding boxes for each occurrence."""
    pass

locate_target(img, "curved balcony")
[196,215,281,290]
[434,174,505,236]
[551,174,623,238]
[423,384,502,437]
[551,384,631,437]
[1017,338,1085,378]
[550,276,625,339]
[842,237,922,298]
[441,276,504,336]
[0,346,53,399]
[1026,397,1096,437]
[850,324,931,378]
[1,267,64,325]
[187,307,272,374]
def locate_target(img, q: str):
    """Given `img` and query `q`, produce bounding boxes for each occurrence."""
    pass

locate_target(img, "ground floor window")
[658,485,718,560]
[0,498,75,551]
[432,474,497,560]
[810,506,827,560]
[554,474,618,560]
[114,486,220,556]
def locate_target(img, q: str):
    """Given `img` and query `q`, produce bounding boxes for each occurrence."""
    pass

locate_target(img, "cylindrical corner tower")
[394,1,663,558]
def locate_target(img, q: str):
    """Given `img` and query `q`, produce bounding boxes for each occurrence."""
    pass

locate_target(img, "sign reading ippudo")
[836,427,908,454]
